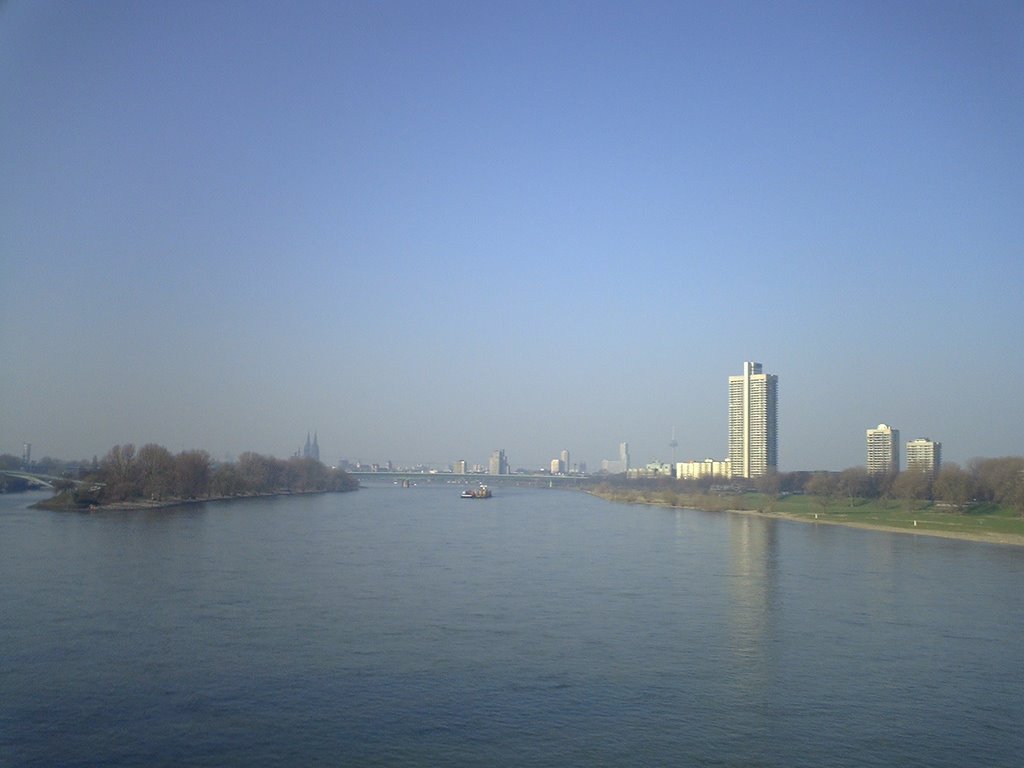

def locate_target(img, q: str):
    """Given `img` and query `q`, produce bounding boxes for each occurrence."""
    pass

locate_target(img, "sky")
[1,0,1022,472]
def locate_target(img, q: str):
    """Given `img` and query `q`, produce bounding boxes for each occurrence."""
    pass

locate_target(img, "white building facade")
[906,438,941,475]
[866,424,900,475]
[676,459,732,480]
[728,362,778,478]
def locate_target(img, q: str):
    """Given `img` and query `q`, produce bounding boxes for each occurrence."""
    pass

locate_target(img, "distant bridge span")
[0,471,89,489]
[0,470,57,488]
[347,471,588,488]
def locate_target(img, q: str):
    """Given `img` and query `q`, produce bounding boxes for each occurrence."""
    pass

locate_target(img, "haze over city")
[2,1,1022,471]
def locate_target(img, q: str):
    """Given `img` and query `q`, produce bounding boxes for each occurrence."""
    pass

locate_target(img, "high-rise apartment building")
[906,438,941,475]
[866,424,900,475]
[728,362,778,479]
[489,449,508,475]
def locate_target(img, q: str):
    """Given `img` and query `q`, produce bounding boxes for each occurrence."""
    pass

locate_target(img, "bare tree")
[805,473,837,515]
[174,450,211,499]
[932,464,975,513]
[137,443,175,500]
[101,444,138,500]
[891,470,931,512]
[838,467,871,507]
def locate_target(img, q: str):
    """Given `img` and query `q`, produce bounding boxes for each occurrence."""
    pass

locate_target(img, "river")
[2,484,1021,766]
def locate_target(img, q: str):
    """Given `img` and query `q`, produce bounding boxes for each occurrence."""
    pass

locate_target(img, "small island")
[25,443,358,512]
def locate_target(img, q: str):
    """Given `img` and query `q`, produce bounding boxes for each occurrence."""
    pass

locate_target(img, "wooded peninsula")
[18,443,358,511]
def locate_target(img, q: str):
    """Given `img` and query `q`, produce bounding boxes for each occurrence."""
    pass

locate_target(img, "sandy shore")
[727,507,1024,547]
[31,489,340,512]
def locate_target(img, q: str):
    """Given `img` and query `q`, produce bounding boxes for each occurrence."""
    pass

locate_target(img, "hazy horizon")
[2,1,1022,471]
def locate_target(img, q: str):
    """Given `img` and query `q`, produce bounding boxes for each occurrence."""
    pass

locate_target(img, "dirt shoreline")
[31,489,345,512]
[726,506,1024,547]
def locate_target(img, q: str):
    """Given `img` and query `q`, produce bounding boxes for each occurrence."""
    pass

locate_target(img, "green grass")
[762,494,1024,537]
[591,487,1024,540]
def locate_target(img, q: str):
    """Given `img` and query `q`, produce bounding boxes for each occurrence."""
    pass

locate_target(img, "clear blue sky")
[2,1,1022,471]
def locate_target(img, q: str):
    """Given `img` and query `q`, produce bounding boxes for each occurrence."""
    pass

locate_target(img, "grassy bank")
[590,487,1024,546]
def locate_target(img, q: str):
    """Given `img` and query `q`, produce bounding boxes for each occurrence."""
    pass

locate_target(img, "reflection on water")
[727,514,778,694]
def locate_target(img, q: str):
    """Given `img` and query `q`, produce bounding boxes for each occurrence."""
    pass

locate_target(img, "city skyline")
[0,355,1008,474]
[2,3,1021,471]
[0,346,993,475]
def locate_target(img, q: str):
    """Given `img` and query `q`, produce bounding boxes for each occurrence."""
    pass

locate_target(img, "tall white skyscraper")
[906,438,941,475]
[728,361,778,479]
[866,424,900,475]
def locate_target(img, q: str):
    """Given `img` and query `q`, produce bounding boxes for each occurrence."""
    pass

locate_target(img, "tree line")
[593,456,1024,517]
[47,444,358,506]
[795,458,1024,515]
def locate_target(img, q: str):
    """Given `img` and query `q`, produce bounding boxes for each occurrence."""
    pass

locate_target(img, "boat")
[461,484,492,499]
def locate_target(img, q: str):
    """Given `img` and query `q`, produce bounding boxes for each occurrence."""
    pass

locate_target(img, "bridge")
[347,471,590,488]
[1,470,58,489]
[0,470,89,489]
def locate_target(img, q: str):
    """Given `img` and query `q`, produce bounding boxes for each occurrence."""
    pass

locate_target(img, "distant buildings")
[489,449,509,475]
[866,424,900,476]
[601,442,631,474]
[676,458,732,480]
[302,432,320,462]
[549,449,572,475]
[906,438,942,475]
[728,362,778,478]
[627,461,673,479]
[453,459,467,474]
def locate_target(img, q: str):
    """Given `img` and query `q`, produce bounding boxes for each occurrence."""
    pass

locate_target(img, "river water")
[2,484,1022,767]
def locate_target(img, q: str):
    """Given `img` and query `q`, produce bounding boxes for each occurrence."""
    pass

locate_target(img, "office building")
[600,441,631,474]
[728,361,778,478]
[489,449,509,475]
[676,458,732,480]
[866,424,900,476]
[906,438,941,475]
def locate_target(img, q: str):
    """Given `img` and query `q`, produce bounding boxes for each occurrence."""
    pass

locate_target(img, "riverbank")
[589,489,1024,547]
[725,505,1024,547]
[31,487,357,512]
